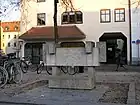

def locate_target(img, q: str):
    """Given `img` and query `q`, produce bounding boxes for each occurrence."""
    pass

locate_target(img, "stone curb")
[0,101,47,105]
[127,82,135,105]
[7,79,48,96]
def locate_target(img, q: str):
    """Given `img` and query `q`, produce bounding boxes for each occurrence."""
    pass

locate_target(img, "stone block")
[48,67,96,90]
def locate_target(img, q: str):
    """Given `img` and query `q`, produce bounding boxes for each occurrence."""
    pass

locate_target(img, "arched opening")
[99,32,127,64]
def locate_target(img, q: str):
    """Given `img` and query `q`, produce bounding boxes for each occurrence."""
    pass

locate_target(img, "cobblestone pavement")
[0,84,128,105]
[0,65,140,105]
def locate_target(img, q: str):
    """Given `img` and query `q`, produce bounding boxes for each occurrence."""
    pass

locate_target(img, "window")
[69,11,75,23]
[14,42,16,47]
[8,43,10,47]
[14,35,16,39]
[114,8,125,22]
[100,9,111,23]
[62,12,69,24]
[3,35,4,39]
[61,11,83,24]
[37,0,45,2]
[75,11,83,23]
[14,26,18,30]
[3,43,4,47]
[5,26,9,31]
[8,35,10,39]
[37,13,46,25]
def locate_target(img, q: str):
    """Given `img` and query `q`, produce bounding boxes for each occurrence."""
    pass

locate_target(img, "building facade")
[0,21,2,50]
[131,1,140,65]
[0,21,20,54]
[20,0,132,64]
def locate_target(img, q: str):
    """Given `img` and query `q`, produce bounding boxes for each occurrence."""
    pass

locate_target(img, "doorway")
[99,32,127,64]
[24,43,43,64]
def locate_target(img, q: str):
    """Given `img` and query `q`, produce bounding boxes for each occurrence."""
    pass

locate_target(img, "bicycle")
[2,53,23,84]
[59,66,79,75]
[36,62,52,75]
[0,66,8,88]
[19,56,32,73]
[36,62,79,75]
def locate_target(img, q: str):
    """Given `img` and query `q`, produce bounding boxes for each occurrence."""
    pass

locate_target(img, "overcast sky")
[0,0,20,21]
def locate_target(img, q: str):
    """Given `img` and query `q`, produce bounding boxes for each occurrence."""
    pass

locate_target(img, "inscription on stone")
[56,48,86,66]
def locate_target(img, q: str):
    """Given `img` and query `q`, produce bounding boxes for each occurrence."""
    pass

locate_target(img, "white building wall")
[131,2,140,65]
[20,0,130,62]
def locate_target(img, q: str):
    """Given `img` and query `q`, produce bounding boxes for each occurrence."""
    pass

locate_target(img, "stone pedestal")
[48,67,96,90]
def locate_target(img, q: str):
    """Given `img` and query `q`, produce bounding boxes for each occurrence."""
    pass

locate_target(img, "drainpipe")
[128,0,132,65]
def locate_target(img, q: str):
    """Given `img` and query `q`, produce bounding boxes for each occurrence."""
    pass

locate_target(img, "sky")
[0,0,20,22]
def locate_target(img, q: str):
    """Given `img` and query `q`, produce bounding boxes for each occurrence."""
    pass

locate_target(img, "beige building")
[20,0,131,64]
[0,21,20,54]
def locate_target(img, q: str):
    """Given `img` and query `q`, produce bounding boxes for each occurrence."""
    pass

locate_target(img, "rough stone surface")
[49,67,96,89]
[99,83,129,104]
[46,47,99,66]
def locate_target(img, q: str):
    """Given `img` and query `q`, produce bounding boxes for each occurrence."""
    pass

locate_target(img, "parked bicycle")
[0,66,8,88]
[18,56,32,73]
[59,66,79,75]
[0,53,23,85]
[36,61,79,75]
[36,61,52,75]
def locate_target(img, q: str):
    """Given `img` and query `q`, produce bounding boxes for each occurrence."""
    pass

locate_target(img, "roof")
[0,21,20,32]
[19,25,86,40]
[99,32,127,41]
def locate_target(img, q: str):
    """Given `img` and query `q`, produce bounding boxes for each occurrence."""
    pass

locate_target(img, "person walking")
[115,49,127,71]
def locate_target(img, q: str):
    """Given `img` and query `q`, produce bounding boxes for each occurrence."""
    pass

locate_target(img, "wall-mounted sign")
[132,39,140,44]
[136,39,140,44]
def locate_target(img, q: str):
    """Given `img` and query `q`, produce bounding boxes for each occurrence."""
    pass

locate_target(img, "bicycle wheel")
[20,60,28,73]
[67,66,79,75]
[4,63,13,83]
[36,63,44,74]
[0,66,8,88]
[59,66,68,74]
[11,63,23,84]
[46,66,52,75]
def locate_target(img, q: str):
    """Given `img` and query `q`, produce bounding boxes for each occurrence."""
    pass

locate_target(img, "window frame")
[61,11,83,24]
[100,9,111,23]
[5,26,9,31]
[37,0,45,2]
[75,11,83,24]
[14,42,17,47]
[8,35,10,39]
[114,8,125,22]
[69,11,76,24]
[14,35,16,39]
[14,26,18,31]
[37,13,46,26]
[8,43,10,47]
[61,12,69,24]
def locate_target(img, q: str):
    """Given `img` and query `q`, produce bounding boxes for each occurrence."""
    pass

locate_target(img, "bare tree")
[20,0,76,43]
[130,0,140,11]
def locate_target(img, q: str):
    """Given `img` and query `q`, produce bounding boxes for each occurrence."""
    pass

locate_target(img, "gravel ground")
[98,83,129,104]
[0,71,47,97]
[136,83,140,104]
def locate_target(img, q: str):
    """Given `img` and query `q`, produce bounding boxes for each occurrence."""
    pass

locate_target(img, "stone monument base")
[48,67,96,90]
